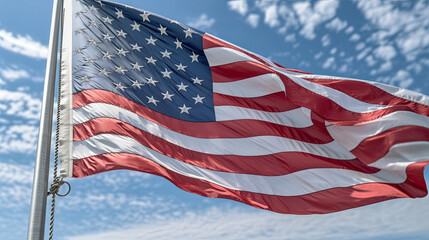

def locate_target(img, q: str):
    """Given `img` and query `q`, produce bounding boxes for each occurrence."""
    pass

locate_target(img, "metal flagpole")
[27,0,63,239]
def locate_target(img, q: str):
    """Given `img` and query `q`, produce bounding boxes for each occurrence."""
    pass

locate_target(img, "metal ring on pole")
[56,181,71,197]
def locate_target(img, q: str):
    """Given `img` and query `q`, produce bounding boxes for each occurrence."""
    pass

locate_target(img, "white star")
[89,20,99,28]
[88,39,97,45]
[161,68,172,78]
[74,28,84,34]
[114,82,127,91]
[184,28,193,38]
[84,57,96,63]
[146,35,157,45]
[103,33,114,41]
[131,21,141,31]
[192,95,205,104]
[103,16,113,24]
[147,96,159,106]
[179,104,191,114]
[131,80,144,89]
[117,48,129,56]
[145,77,158,86]
[146,56,157,65]
[95,0,104,6]
[158,24,168,35]
[102,51,113,59]
[75,11,86,17]
[115,66,127,74]
[192,77,203,85]
[175,63,187,71]
[116,29,127,38]
[190,52,199,63]
[131,43,142,51]
[89,5,98,11]
[160,49,172,58]
[131,62,143,71]
[115,8,124,19]
[140,11,151,22]
[99,69,111,76]
[80,75,92,83]
[161,91,174,101]
[74,48,83,54]
[174,38,183,49]
[177,82,189,91]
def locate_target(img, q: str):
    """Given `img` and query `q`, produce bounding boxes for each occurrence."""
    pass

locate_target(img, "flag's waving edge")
[59,0,429,214]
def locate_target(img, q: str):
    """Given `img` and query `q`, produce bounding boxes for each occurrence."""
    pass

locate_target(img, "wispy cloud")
[186,14,215,31]
[67,197,429,240]
[0,29,48,59]
[246,14,260,28]
[227,0,248,16]
[293,0,339,39]
[0,67,30,80]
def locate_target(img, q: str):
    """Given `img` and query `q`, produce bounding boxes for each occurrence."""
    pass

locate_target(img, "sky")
[0,0,429,239]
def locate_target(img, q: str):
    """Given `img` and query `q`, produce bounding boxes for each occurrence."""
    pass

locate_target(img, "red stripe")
[73,89,332,142]
[210,61,275,83]
[279,74,417,125]
[203,34,311,75]
[73,118,377,175]
[203,34,271,66]
[213,92,298,112]
[73,153,429,214]
[352,126,429,165]
[304,78,429,117]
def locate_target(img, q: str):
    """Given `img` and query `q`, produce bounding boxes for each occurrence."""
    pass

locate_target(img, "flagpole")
[27,0,63,239]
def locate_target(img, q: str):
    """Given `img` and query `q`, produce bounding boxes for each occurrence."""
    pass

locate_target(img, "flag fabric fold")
[59,0,429,214]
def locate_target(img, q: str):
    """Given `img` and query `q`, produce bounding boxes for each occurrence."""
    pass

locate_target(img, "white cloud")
[0,29,48,59]
[326,17,348,32]
[263,4,280,27]
[345,26,354,34]
[0,67,30,80]
[323,56,335,69]
[246,14,260,28]
[67,197,429,240]
[0,124,39,153]
[0,90,41,120]
[0,77,5,85]
[186,14,215,31]
[356,1,429,61]
[321,34,330,47]
[373,45,396,61]
[349,33,361,42]
[284,33,295,42]
[293,0,339,39]
[330,48,337,55]
[0,162,33,184]
[227,0,248,16]
[391,70,414,88]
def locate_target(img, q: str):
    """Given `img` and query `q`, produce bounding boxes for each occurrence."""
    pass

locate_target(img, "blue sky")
[1,0,429,239]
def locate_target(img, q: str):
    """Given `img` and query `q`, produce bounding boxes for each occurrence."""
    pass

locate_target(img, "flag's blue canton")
[72,0,215,122]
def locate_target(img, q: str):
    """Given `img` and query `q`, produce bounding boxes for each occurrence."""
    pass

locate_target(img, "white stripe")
[73,103,355,159]
[327,111,429,150]
[269,66,392,113]
[215,106,312,128]
[73,134,412,196]
[369,141,429,179]
[298,74,429,107]
[204,47,262,67]
[213,73,285,98]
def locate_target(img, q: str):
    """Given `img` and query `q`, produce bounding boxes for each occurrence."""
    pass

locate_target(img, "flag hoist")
[29,0,429,239]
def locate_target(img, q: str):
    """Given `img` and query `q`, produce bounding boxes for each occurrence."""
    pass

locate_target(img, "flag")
[59,0,429,214]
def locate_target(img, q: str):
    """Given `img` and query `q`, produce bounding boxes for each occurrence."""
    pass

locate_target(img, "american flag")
[59,0,429,214]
